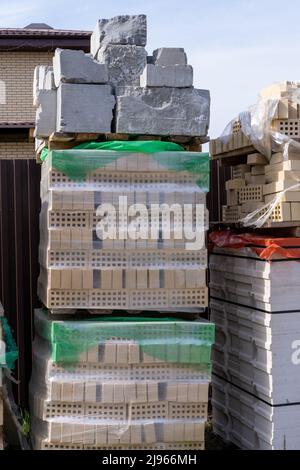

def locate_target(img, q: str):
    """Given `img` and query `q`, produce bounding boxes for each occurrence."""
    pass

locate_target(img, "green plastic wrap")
[40,140,185,163]
[39,145,209,313]
[0,317,18,370]
[41,146,210,192]
[34,309,214,366]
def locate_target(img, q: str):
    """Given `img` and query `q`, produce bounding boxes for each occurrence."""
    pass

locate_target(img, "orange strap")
[209,231,300,260]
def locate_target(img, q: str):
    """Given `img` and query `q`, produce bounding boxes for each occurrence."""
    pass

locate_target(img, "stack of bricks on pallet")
[0,304,4,450]
[34,14,210,138]
[210,82,300,226]
[209,242,300,449]
[29,309,214,450]
[38,149,208,312]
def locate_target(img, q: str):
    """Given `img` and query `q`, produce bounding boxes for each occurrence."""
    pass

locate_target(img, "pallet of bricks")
[30,14,214,450]
[209,81,300,450]
[210,81,300,228]
[30,310,214,450]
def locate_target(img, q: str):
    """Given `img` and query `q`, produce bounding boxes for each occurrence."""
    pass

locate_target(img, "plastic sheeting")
[39,149,209,312]
[0,317,18,371]
[29,309,214,450]
[219,83,300,227]
[34,309,214,365]
[209,230,300,260]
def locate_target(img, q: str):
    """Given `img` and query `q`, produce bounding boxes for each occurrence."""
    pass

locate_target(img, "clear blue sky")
[3,0,300,139]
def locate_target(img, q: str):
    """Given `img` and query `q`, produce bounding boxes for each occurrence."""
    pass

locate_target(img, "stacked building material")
[208,81,300,450]
[210,81,300,227]
[30,309,214,450]
[31,13,212,451]
[38,147,209,313]
[34,15,210,139]
[209,233,300,449]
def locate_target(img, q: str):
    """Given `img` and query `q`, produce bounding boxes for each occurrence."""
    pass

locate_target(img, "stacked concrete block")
[38,149,209,312]
[34,15,210,139]
[90,15,147,55]
[33,65,55,106]
[53,49,108,86]
[115,86,210,136]
[210,81,300,227]
[35,89,57,138]
[209,241,300,449]
[115,41,209,136]
[56,83,114,133]
[92,15,147,88]
[140,48,192,88]
[34,49,114,138]
[140,64,193,88]
[97,45,147,88]
[29,310,214,450]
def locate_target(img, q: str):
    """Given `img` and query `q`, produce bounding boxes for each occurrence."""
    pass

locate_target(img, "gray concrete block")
[97,45,147,87]
[53,49,108,86]
[33,65,54,106]
[56,83,115,133]
[91,14,147,57]
[140,64,193,88]
[34,89,57,138]
[115,86,210,136]
[152,48,187,66]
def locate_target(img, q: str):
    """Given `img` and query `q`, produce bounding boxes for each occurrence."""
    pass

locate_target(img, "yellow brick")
[247,153,268,165]
[225,179,246,190]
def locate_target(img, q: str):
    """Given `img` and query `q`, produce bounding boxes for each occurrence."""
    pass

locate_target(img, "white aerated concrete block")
[35,89,57,138]
[56,83,115,133]
[153,48,187,66]
[97,45,147,87]
[115,86,210,136]
[33,65,54,106]
[213,375,300,450]
[53,49,108,86]
[91,14,147,57]
[140,64,193,88]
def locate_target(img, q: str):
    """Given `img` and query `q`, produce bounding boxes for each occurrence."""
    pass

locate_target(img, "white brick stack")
[38,149,209,313]
[210,242,300,449]
[30,310,214,450]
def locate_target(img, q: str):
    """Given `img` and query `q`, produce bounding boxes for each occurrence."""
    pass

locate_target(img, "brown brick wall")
[0,51,53,123]
[0,142,35,159]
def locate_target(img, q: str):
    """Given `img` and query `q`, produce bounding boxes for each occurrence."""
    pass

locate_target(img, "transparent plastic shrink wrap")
[29,310,215,450]
[38,144,210,312]
[218,82,300,228]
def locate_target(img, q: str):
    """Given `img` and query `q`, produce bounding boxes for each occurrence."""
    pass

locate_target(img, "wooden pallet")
[36,132,206,161]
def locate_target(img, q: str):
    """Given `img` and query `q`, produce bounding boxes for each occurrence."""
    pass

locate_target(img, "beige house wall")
[0,51,53,123]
